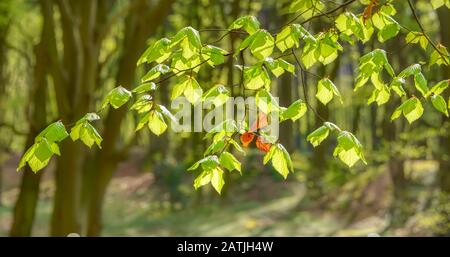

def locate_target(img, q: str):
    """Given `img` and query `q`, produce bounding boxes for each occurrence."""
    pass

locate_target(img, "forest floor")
[0,154,439,236]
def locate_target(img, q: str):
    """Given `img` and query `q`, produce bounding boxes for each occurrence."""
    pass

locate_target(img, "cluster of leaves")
[16,0,450,195]
[307,122,366,167]
[354,48,450,123]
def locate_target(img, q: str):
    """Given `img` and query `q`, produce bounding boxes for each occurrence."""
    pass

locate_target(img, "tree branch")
[407,0,450,66]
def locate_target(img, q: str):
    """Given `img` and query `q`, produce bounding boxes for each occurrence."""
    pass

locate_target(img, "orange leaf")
[249,112,268,132]
[363,0,377,24]
[240,132,255,147]
[256,136,271,153]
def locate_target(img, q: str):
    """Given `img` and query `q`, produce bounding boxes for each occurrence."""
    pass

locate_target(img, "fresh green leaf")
[307,125,330,147]
[141,64,170,82]
[428,79,449,97]
[219,152,241,173]
[391,97,424,123]
[281,99,307,121]
[102,86,132,109]
[239,30,274,60]
[228,16,260,34]
[431,94,449,117]
[316,78,342,105]
[137,38,171,65]
[147,110,167,136]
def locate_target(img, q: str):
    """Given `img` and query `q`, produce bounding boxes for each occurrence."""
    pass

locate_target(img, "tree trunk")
[437,7,450,194]
[85,0,174,236]
[305,59,339,200]
[0,9,9,207]
[435,8,450,236]
[9,39,49,236]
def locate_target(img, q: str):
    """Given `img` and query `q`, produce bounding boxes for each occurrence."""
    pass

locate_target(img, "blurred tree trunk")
[9,21,50,236]
[50,0,99,236]
[383,36,410,230]
[0,9,9,207]
[437,8,450,195]
[436,8,450,236]
[382,100,409,228]
[85,0,174,236]
[305,59,339,200]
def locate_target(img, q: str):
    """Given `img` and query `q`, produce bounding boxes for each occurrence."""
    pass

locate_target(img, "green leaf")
[240,30,274,60]
[35,138,53,162]
[183,76,203,104]
[406,31,428,50]
[28,154,51,173]
[429,44,450,66]
[377,22,400,43]
[147,110,167,136]
[70,113,102,148]
[289,0,325,19]
[373,13,400,43]
[414,72,429,97]
[390,77,406,97]
[211,167,225,194]
[19,121,70,173]
[268,144,293,179]
[137,38,171,65]
[306,125,330,147]
[204,140,225,155]
[391,97,424,124]
[205,119,238,135]
[188,155,220,171]
[313,32,343,66]
[264,57,295,77]
[256,89,280,114]
[132,82,157,94]
[81,127,102,149]
[171,76,203,104]
[281,99,307,122]
[275,24,310,52]
[428,80,449,97]
[335,12,364,41]
[17,144,37,171]
[219,152,241,173]
[130,95,153,113]
[102,86,132,109]
[228,16,260,34]
[263,144,276,164]
[171,51,202,73]
[316,78,342,105]
[202,45,227,66]
[333,131,366,167]
[431,94,449,117]
[355,49,394,91]
[202,84,230,106]
[18,139,55,173]
[194,170,212,189]
[242,65,271,90]
[36,121,69,143]
[398,64,421,78]
[431,0,446,9]
[141,64,170,82]
[367,86,390,106]
[171,27,202,51]
[301,40,319,68]
[70,122,103,148]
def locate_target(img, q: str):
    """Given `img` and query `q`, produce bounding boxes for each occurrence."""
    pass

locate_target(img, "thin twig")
[407,0,450,66]
[291,49,327,123]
